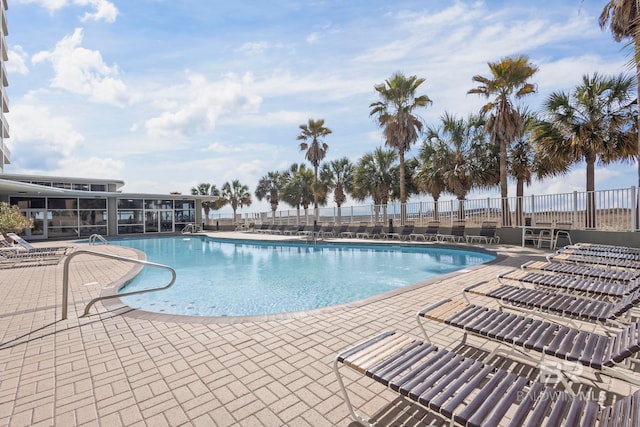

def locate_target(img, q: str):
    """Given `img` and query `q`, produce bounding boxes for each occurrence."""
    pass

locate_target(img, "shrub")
[0,202,33,234]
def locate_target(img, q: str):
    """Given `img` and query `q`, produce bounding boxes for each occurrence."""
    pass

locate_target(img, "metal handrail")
[181,223,199,234]
[88,234,108,245]
[61,249,176,320]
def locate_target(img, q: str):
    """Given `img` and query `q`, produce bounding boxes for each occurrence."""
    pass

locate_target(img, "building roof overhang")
[0,179,218,201]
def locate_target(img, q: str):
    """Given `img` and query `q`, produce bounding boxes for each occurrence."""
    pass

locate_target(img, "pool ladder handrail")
[181,223,200,234]
[88,233,108,245]
[61,249,176,320]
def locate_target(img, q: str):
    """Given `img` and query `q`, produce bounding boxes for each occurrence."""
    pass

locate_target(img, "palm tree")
[599,0,640,186]
[281,163,315,224]
[536,73,637,228]
[507,108,571,226]
[221,180,252,224]
[353,147,399,223]
[297,118,331,217]
[370,72,431,223]
[254,171,284,223]
[414,139,447,221]
[190,183,221,225]
[468,55,538,226]
[420,112,494,220]
[320,157,354,225]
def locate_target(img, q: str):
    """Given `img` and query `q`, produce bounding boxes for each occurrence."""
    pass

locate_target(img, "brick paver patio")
[0,233,635,426]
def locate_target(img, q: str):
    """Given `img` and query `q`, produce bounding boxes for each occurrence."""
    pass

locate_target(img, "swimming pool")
[113,236,495,317]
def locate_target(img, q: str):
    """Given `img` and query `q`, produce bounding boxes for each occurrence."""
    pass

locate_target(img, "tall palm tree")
[508,109,540,226]
[599,0,640,186]
[414,139,447,221]
[190,183,221,225]
[320,157,354,225]
[221,180,252,224]
[254,171,284,223]
[507,107,571,226]
[297,118,331,217]
[353,147,399,223]
[370,72,431,223]
[468,55,538,226]
[281,163,315,224]
[420,112,494,220]
[536,73,637,228]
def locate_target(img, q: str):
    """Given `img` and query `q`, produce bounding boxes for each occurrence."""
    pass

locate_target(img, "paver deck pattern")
[0,232,636,426]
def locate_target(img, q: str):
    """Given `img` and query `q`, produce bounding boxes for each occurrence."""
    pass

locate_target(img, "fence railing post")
[633,186,638,232]
[572,191,579,229]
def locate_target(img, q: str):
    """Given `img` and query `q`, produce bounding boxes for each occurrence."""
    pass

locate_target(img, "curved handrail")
[181,223,200,234]
[62,249,176,320]
[88,234,108,245]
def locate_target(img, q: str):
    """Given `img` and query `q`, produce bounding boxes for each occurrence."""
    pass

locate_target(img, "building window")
[10,197,46,209]
[48,198,78,210]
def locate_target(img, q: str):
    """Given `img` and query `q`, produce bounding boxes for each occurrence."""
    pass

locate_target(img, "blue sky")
[4,0,636,213]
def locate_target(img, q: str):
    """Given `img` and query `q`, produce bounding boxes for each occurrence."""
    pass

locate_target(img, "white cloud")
[6,103,87,174]
[9,104,84,155]
[7,46,29,75]
[77,0,118,23]
[53,155,124,178]
[204,141,273,154]
[144,72,262,138]
[14,0,118,23]
[31,28,129,106]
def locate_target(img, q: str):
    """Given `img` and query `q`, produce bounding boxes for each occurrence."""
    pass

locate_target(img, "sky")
[4,0,638,214]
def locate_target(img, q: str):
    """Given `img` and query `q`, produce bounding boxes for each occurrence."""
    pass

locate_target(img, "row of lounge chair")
[0,232,70,268]
[335,241,640,426]
[249,221,501,244]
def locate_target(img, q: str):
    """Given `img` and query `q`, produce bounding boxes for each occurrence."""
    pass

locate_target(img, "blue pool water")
[113,236,495,317]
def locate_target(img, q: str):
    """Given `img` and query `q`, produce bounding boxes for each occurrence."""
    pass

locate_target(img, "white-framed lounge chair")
[409,221,440,241]
[341,225,366,238]
[332,225,349,237]
[570,242,640,256]
[268,224,288,234]
[6,233,70,255]
[356,225,383,239]
[464,279,640,329]
[556,246,640,262]
[0,248,64,268]
[335,330,640,427]
[437,221,466,243]
[383,225,414,240]
[318,225,335,238]
[283,225,307,235]
[417,298,640,385]
[522,260,640,285]
[253,224,270,233]
[549,251,640,270]
[299,224,321,237]
[498,268,637,299]
[465,221,500,244]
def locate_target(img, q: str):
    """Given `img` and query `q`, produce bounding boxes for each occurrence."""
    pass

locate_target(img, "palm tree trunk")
[399,151,406,225]
[515,179,524,227]
[457,199,465,220]
[434,199,439,221]
[586,158,596,229]
[500,139,511,226]
[313,166,319,221]
[635,58,640,230]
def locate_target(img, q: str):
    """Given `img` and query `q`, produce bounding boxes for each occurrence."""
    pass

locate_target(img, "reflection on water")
[113,237,495,317]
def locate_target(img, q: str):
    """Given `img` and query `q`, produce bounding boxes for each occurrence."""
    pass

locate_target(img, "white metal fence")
[224,186,640,232]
